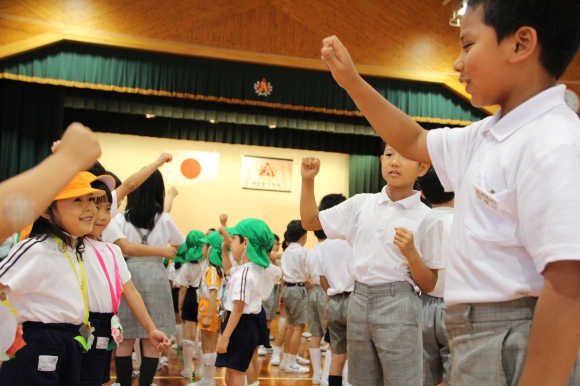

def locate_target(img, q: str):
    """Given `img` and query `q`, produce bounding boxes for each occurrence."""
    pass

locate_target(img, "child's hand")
[301,158,321,180]
[59,122,102,171]
[156,152,173,166]
[393,227,417,259]
[219,226,233,247]
[216,336,229,353]
[219,214,228,227]
[306,279,314,290]
[148,329,171,352]
[321,36,361,90]
[167,186,179,198]
[161,246,177,259]
[202,315,212,328]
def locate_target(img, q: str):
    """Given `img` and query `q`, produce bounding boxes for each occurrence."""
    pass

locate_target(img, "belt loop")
[463,304,473,332]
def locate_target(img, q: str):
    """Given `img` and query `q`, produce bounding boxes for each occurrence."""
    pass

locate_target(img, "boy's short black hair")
[417,167,454,205]
[285,220,307,243]
[467,0,580,79]
[316,194,347,240]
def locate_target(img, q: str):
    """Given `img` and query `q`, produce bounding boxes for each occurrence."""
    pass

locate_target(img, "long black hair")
[124,169,165,230]
[30,202,86,260]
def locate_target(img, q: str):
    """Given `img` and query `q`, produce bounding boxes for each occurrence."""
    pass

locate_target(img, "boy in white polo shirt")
[318,0,580,384]
[301,143,444,386]
[418,167,454,386]
[316,193,355,386]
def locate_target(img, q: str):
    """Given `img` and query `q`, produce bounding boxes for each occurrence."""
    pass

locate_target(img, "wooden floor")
[105,317,325,386]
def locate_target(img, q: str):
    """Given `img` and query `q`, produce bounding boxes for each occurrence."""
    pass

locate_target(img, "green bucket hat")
[226,218,274,268]
[199,230,224,268]
[174,230,205,263]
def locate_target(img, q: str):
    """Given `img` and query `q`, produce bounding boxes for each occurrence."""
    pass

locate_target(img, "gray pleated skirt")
[117,256,176,339]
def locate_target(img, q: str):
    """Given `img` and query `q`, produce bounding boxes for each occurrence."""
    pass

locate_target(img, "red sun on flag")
[181,158,202,179]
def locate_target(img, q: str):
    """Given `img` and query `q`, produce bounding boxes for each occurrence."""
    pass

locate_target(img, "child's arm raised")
[0,123,101,240]
[163,186,179,213]
[394,227,438,293]
[300,157,323,231]
[519,261,580,385]
[122,279,172,351]
[321,36,430,164]
[115,152,173,202]
[219,226,233,276]
[216,300,244,354]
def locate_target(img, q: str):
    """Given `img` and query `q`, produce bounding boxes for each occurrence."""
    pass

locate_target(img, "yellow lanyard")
[52,236,90,327]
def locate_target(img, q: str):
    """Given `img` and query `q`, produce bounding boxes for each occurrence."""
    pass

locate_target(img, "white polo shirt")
[427,207,453,298]
[174,260,207,288]
[0,237,86,324]
[306,241,324,285]
[262,263,282,301]
[316,239,355,296]
[427,85,580,305]
[114,212,185,254]
[319,189,444,286]
[281,242,310,283]
[102,219,126,244]
[223,262,263,314]
[83,239,131,313]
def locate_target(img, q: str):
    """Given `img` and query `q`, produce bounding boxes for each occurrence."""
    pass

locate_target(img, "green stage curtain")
[1,43,487,126]
[349,155,385,197]
[0,80,64,181]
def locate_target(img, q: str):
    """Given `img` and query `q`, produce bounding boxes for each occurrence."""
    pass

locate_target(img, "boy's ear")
[508,26,538,64]
[417,163,430,178]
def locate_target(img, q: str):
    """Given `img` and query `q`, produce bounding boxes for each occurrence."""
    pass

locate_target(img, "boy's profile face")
[453,5,513,108]
[380,145,428,188]
[91,199,112,237]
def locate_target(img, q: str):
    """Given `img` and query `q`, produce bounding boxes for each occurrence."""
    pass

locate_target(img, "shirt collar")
[482,85,567,142]
[377,186,421,209]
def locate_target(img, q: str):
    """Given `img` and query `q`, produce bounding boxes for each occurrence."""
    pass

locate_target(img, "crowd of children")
[0,0,580,385]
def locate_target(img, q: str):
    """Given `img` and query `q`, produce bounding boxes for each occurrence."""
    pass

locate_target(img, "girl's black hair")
[30,201,86,260]
[104,171,123,188]
[209,260,225,279]
[90,180,113,205]
[125,169,165,230]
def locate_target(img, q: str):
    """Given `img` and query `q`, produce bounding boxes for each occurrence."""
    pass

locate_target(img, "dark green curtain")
[0,80,64,181]
[1,43,487,125]
[349,155,385,196]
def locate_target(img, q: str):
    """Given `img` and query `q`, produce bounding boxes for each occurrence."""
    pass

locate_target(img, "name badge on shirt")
[474,185,500,213]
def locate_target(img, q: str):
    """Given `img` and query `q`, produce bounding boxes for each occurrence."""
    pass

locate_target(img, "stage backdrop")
[240,155,293,192]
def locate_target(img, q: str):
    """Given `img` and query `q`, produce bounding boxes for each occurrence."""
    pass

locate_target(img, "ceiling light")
[145,113,155,118]
[268,124,277,129]
[209,119,216,124]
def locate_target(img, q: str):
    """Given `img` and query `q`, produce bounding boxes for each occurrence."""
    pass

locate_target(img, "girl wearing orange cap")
[0,171,104,386]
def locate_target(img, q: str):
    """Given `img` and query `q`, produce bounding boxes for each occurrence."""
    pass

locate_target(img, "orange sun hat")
[54,171,107,200]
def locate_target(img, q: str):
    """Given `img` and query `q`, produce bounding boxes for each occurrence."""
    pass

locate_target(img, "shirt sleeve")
[230,267,254,306]
[417,213,445,270]
[111,190,119,218]
[206,267,220,291]
[162,213,185,246]
[108,243,132,284]
[426,123,482,193]
[102,219,126,244]
[0,240,47,295]
[174,264,188,287]
[318,194,366,244]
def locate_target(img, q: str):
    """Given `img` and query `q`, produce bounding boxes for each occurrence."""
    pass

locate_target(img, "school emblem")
[258,163,277,179]
[254,78,273,97]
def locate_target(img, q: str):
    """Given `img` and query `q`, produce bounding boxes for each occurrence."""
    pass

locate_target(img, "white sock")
[278,317,286,331]
[134,339,142,368]
[201,352,216,384]
[288,354,297,366]
[282,352,290,364]
[323,351,332,381]
[272,346,282,360]
[309,348,322,377]
[175,323,183,345]
[182,339,195,372]
[343,360,350,386]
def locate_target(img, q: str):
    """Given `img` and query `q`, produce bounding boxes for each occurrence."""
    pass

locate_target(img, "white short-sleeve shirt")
[83,238,131,313]
[114,212,185,253]
[102,218,126,244]
[319,189,444,285]
[0,237,86,324]
[174,260,207,288]
[306,241,324,285]
[316,239,355,296]
[223,262,263,314]
[427,85,580,304]
[427,207,453,298]
[262,263,282,301]
[281,243,310,283]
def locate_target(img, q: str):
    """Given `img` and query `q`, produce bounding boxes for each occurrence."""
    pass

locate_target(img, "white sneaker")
[321,378,329,386]
[296,355,310,365]
[187,381,209,386]
[132,370,140,378]
[302,332,312,338]
[284,363,310,373]
[320,343,329,351]
[258,346,268,356]
[194,368,204,378]
[172,342,182,350]
[280,359,288,369]
[312,375,322,384]
[270,356,281,365]
[157,356,169,370]
[269,335,275,340]
[181,369,192,378]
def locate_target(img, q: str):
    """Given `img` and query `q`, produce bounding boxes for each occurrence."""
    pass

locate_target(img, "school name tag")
[475,185,500,213]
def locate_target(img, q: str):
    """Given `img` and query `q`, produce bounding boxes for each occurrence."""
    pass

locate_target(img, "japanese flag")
[163,150,220,186]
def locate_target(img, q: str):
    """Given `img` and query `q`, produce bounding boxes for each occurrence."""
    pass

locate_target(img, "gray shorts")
[420,293,450,386]
[263,284,280,321]
[348,281,423,386]
[445,297,580,386]
[283,284,308,326]
[326,292,350,355]
[308,285,326,337]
